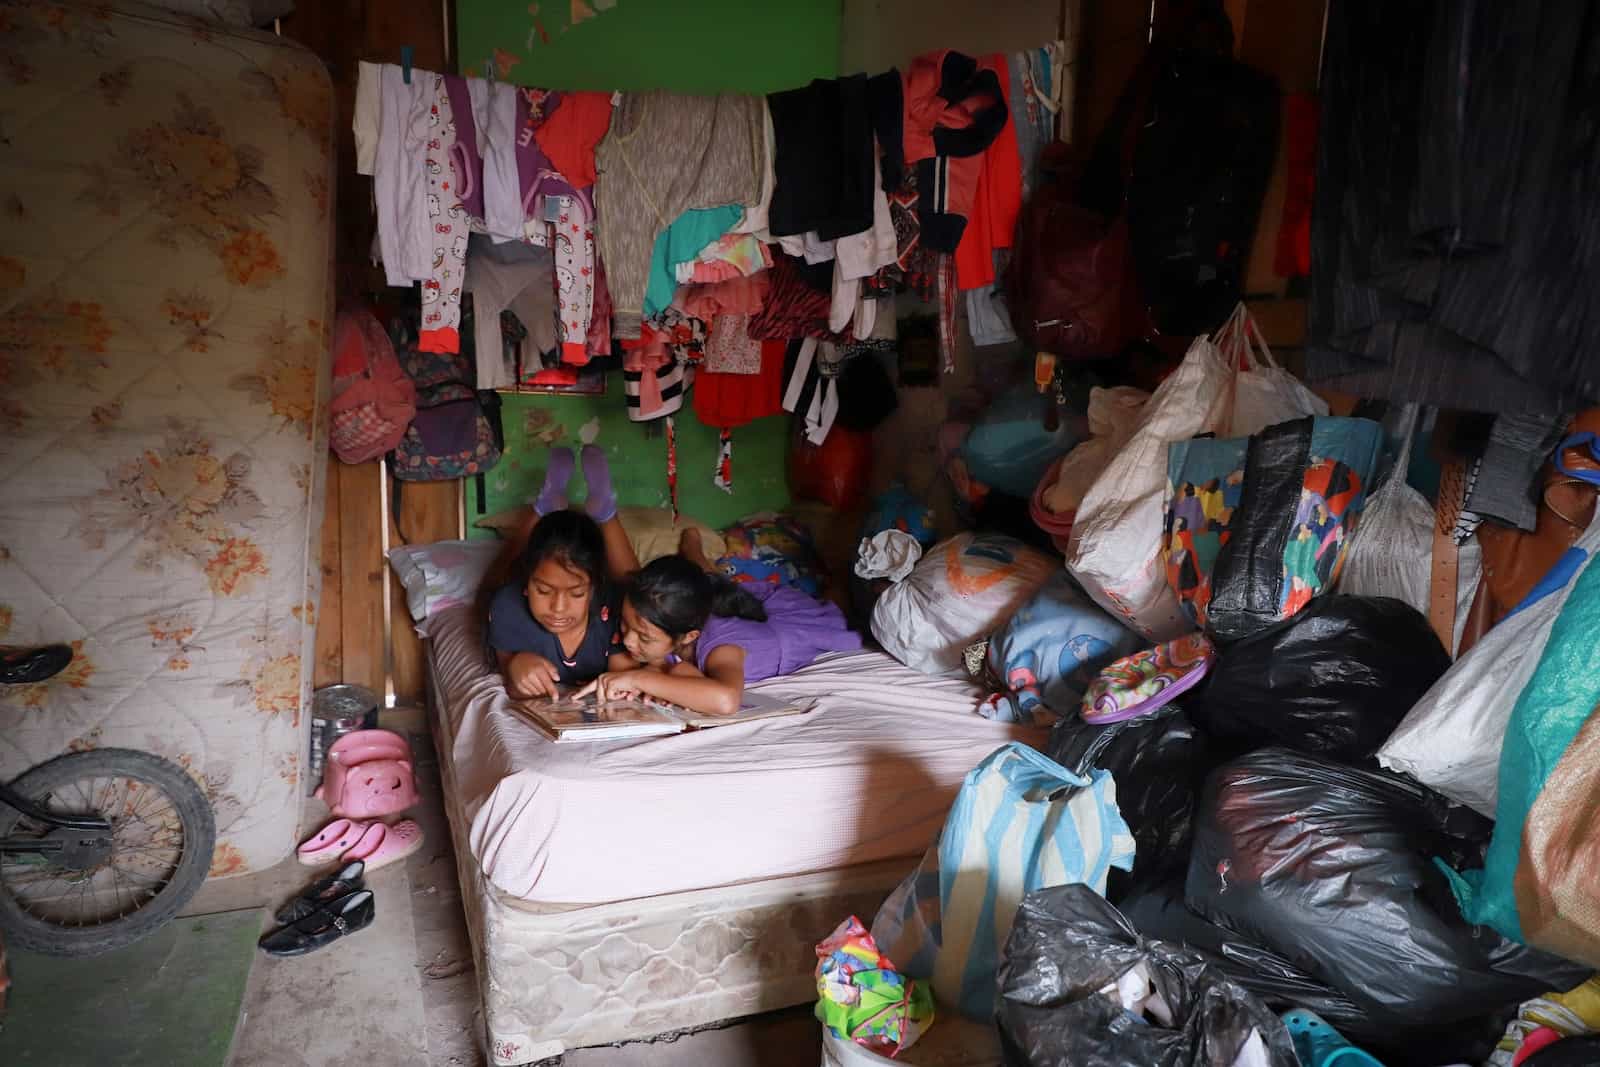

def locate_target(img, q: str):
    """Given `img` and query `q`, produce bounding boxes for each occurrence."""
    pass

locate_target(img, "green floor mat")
[1,908,261,1066]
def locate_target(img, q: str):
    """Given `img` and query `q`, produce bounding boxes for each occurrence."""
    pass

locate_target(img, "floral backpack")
[386,313,503,515]
[329,308,416,464]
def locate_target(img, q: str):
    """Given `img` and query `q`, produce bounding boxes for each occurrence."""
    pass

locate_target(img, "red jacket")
[901,50,1009,252]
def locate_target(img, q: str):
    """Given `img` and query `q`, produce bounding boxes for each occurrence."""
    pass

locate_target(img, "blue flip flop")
[1282,1009,1386,1067]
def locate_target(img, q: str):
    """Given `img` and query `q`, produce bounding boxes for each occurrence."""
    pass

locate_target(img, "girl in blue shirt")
[484,446,638,699]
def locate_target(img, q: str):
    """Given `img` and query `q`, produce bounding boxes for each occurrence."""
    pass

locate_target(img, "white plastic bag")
[871,533,1055,674]
[1378,514,1600,816]
[1220,303,1328,437]
[1338,405,1481,654]
[1041,386,1150,516]
[1065,337,1235,640]
[1066,303,1324,640]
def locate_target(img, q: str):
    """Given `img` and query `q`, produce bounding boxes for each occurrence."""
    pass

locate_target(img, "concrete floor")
[181,711,824,1067]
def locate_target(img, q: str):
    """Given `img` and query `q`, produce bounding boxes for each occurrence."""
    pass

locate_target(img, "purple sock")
[535,447,574,516]
[581,444,616,522]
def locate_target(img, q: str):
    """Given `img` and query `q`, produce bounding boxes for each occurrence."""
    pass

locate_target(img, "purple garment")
[514,89,593,223]
[443,76,485,221]
[697,584,862,684]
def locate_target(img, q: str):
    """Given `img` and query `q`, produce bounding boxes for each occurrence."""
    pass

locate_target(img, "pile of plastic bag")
[842,297,1600,1067]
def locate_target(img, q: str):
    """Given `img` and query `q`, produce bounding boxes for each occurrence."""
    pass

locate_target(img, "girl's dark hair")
[627,556,766,638]
[515,510,607,604]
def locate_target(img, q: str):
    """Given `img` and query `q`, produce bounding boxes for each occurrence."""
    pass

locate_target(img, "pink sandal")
[341,819,424,873]
[296,818,373,866]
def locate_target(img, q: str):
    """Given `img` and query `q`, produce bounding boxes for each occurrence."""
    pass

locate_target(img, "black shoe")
[258,890,375,957]
[274,860,366,925]
[0,645,74,685]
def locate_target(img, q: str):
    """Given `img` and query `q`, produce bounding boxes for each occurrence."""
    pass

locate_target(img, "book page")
[677,690,813,729]
[507,692,685,740]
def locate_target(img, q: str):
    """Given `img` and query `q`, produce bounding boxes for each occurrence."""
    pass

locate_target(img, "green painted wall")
[478,395,791,536]
[458,0,841,93]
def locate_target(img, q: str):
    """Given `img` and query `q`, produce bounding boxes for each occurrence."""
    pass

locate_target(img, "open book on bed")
[507,690,811,742]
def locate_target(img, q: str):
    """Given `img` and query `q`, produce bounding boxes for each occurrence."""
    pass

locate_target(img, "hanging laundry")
[533,89,611,189]
[732,101,777,236]
[936,255,957,374]
[480,80,526,243]
[666,415,679,520]
[767,74,875,242]
[1009,48,1054,197]
[513,88,586,234]
[714,428,734,493]
[704,313,763,375]
[901,50,1009,253]
[954,54,1023,291]
[675,232,771,284]
[678,272,768,323]
[867,69,905,192]
[594,91,765,337]
[784,338,840,445]
[1308,0,1600,413]
[748,255,854,343]
[443,75,488,222]
[418,75,468,354]
[623,356,685,422]
[373,64,436,287]
[966,284,1017,346]
[696,339,786,428]
[551,196,596,364]
[463,234,557,389]
[354,61,382,176]
[643,205,744,318]
[631,309,708,373]
[829,152,898,335]
[586,253,613,359]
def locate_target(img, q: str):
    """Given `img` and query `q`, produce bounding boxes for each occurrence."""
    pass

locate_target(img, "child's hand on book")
[576,671,643,703]
[507,652,561,700]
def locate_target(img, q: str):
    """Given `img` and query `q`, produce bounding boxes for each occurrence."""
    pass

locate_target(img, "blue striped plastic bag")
[869,742,1136,1019]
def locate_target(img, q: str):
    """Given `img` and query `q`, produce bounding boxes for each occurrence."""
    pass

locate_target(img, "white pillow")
[871,533,1056,675]
[386,540,502,622]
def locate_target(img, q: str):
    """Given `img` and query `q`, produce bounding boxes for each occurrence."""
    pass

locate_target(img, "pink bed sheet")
[424,604,1044,905]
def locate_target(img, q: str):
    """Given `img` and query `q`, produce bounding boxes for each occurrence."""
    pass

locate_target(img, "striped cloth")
[871,742,1135,1019]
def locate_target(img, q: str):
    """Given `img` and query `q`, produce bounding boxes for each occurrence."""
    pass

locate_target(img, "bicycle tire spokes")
[0,774,188,928]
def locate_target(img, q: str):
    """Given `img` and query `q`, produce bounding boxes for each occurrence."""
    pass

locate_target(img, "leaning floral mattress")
[0,1,334,877]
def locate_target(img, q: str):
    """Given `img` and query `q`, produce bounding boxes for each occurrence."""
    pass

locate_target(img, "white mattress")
[424,603,1043,906]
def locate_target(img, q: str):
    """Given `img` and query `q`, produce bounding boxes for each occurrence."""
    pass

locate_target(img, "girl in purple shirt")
[578,535,862,716]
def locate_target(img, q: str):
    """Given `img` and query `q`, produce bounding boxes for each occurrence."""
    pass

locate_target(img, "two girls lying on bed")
[485,447,861,715]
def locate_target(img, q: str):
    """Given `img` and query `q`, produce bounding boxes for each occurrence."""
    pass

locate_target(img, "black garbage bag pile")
[997,883,1299,1067]
[983,571,1594,1067]
[1000,592,1588,1066]
[1186,595,1451,762]
[1176,749,1591,1064]
[1045,706,1207,903]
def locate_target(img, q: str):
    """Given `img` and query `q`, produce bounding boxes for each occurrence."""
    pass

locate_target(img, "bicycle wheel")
[0,748,216,957]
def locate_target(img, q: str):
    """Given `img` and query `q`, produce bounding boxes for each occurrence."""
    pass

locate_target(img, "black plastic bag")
[1188,595,1451,761]
[1121,880,1511,1067]
[1186,750,1590,1032]
[997,883,1298,1067]
[1046,707,1209,902]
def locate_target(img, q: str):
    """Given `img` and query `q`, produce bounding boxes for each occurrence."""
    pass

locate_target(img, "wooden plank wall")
[283,1,461,708]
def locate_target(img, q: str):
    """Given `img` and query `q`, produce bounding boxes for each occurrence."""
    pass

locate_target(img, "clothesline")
[355,42,1067,499]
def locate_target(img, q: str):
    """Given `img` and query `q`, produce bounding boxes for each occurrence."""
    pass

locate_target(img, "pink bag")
[329,309,416,464]
[314,729,419,819]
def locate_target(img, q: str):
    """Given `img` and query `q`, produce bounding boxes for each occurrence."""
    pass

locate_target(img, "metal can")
[308,684,380,796]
